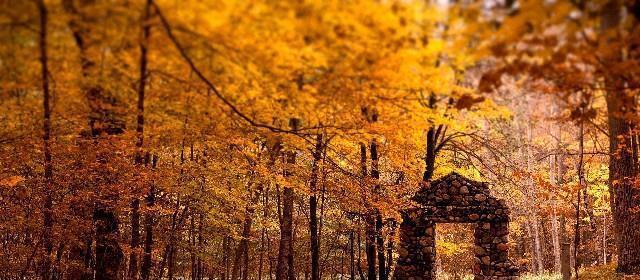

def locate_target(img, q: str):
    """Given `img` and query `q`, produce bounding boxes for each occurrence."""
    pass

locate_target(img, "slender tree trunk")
[376,215,385,280]
[63,1,125,278]
[259,188,269,280]
[550,126,561,273]
[549,126,561,273]
[574,109,586,278]
[276,183,295,280]
[158,200,189,280]
[197,214,203,280]
[349,231,355,280]
[560,216,571,280]
[555,130,571,279]
[357,226,366,280]
[222,236,230,280]
[167,244,174,280]
[140,184,154,280]
[309,134,323,280]
[533,218,543,273]
[423,127,436,182]
[277,119,298,280]
[551,200,561,272]
[190,215,197,280]
[524,115,543,274]
[38,1,53,278]
[386,220,395,278]
[130,198,141,280]
[360,142,376,280]
[602,215,607,265]
[370,139,387,280]
[524,221,537,273]
[130,3,152,277]
[233,194,257,280]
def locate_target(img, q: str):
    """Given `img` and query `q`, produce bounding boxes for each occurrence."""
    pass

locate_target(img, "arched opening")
[394,173,519,280]
[436,223,475,279]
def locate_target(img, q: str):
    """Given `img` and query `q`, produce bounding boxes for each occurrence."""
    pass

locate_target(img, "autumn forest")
[1,0,640,279]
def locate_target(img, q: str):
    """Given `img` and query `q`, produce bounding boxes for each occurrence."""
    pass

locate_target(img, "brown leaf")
[455,94,486,110]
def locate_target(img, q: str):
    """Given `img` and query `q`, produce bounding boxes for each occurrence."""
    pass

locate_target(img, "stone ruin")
[394,173,519,280]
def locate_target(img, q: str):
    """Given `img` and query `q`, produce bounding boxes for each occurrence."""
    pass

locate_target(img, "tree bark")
[606,86,640,274]
[276,184,295,280]
[309,134,323,280]
[190,215,197,280]
[423,127,437,182]
[63,1,126,278]
[357,226,366,280]
[277,119,298,280]
[370,139,387,280]
[37,1,53,278]
[574,108,586,278]
[560,216,571,280]
[259,188,270,280]
[600,0,640,274]
[129,1,152,278]
[550,117,562,273]
[140,185,154,280]
[349,231,355,280]
[197,213,203,280]
[386,220,396,278]
[232,193,258,280]
[222,236,230,280]
[130,198,141,279]
[360,142,376,280]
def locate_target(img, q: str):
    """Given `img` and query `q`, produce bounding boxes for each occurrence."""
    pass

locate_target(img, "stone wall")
[394,173,519,280]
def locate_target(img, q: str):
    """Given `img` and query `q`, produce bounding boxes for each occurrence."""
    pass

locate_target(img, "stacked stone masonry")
[394,173,519,280]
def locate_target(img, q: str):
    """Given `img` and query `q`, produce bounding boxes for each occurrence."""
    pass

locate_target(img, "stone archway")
[394,173,519,280]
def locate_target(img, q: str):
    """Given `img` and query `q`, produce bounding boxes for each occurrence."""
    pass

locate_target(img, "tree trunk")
[130,199,141,279]
[423,127,437,182]
[601,0,640,274]
[309,134,323,280]
[37,1,53,278]
[190,215,197,280]
[158,200,189,280]
[63,1,126,278]
[602,215,608,265]
[549,125,561,272]
[259,188,270,280]
[606,88,640,274]
[233,194,257,280]
[560,216,571,280]
[386,220,395,278]
[276,183,295,280]
[222,236,230,280]
[141,185,154,280]
[357,226,366,280]
[574,110,586,278]
[129,1,152,278]
[349,231,355,280]
[550,126,561,273]
[197,214,203,280]
[370,140,387,280]
[360,142,376,280]
[533,218,543,273]
[277,135,297,280]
